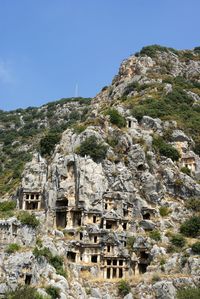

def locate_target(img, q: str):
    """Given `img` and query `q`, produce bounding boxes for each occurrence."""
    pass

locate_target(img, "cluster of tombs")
[13,118,199,280]
[17,186,155,279]
[65,229,152,279]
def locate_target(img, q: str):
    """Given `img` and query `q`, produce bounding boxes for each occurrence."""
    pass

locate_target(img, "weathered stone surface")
[124,293,133,299]
[1,47,200,299]
[153,281,176,299]
[91,288,102,298]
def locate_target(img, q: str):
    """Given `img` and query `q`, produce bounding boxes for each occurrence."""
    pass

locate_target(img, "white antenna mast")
[75,83,79,98]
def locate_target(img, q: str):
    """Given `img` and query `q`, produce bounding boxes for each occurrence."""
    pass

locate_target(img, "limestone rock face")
[21,153,47,192]
[153,281,176,299]
[5,113,199,299]
[1,46,200,298]
[95,49,200,103]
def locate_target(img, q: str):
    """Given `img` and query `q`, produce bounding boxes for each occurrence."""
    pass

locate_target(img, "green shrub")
[106,108,126,128]
[34,247,66,277]
[166,88,193,105]
[36,238,43,248]
[159,206,170,217]
[153,136,180,161]
[0,200,16,218]
[33,247,52,260]
[185,198,200,212]
[6,243,21,254]
[76,135,107,162]
[0,201,16,211]
[18,211,40,228]
[181,166,191,176]
[180,216,200,238]
[126,236,135,252]
[194,46,200,54]
[191,242,200,254]
[101,86,108,92]
[167,245,176,253]
[35,293,50,299]
[40,132,61,156]
[6,285,48,299]
[159,143,180,161]
[171,234,186,247]
[45,286,60,299]
[177,287,200,299]
[149,230,161,241]
[106,136,119,148]
[152,273,161,282]
[73,124,87,134]
[129,86,200,158]
[49,255,66,277]
[118,280,131,296]
[139,45,178,57]
[123,81,140,96]
[180,255,188,267]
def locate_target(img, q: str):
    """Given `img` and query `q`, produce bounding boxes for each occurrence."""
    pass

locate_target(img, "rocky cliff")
[0,45,200,299]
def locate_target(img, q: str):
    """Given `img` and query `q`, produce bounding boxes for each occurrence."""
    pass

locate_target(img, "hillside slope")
[0,45,200,299]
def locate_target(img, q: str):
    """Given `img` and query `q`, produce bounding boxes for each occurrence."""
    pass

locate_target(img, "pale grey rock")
[139,220,156,231]
[70,281,87,299]
[172,277,195,289]
[151,245,166,258]
[141,116,162,133]
[164,83,172,94]
[153,281,176,299]
[0,283,8,296]
[21,153,47,191]
[171,130,190,142]
[91,288,102,298]
[187,257,200,275]
[164,255,179,273]
[60,293,68,299]
[124,293,133,299]
[187,90,200,103]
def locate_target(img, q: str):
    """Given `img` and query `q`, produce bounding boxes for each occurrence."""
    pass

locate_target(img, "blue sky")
[0,0,199,111]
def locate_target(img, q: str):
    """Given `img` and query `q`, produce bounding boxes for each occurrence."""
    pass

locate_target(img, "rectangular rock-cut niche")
[25,273,32,285]
[12,224,18,235]
[67,251,76,262]
[113,259,117,266]
[23,192,41,210]
[106,221,114,229]
[107,268,111,279]
[72,211,82,227]
[119,268,123,278]
[107,245,111,252]
[107,259,111,265]
[113,268,117,278]
[56,199,68,207]
[25,201,38,210]
[122,223,127,230]
[123,209,128,217]
[56,211,67,228]
[91,255,98,263]
[138,263,147,274]
[119,260,123,266]
[142,212,151,220]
